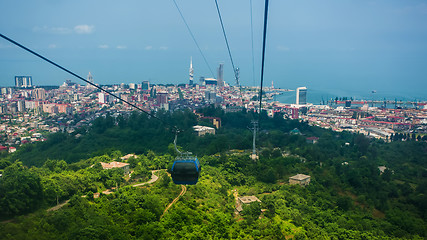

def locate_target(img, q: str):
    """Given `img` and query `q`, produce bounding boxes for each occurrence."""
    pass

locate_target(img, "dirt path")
[46,170,161,212]
[161,185,187,218]
[132,170,160,187]
[47,200,70,212]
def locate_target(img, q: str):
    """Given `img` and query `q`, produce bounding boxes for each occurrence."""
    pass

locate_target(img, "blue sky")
[1,0,426,99]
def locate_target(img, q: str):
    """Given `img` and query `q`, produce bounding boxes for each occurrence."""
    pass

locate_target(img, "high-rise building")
[98,92,109,104]
[296,87,307,105]
[32,88,46,100]
[17,100,25,112]
[291,108,299,119]
[157,92,169,110]
[142,81,150,91]
[189,57,194,85]
[157,92,168,105]
[205,91,216,104]
[217,63,224,88]
[15,76,32,88]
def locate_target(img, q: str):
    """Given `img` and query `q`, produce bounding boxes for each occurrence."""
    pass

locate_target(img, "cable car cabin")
[171,157,201,185]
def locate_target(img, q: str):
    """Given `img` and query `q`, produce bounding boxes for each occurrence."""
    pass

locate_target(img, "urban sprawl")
[1,73,426,153]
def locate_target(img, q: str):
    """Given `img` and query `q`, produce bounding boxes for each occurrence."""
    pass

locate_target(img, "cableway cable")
[258,0,269,113]
[214,0,239,84]
[172,0,215,78]
[250,0,255,87]
[0,33,179,132]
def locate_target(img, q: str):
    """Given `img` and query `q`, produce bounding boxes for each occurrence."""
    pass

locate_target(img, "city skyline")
[1,0,427,99]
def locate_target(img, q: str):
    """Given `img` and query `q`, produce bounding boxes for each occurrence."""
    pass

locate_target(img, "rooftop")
[289,174,311,181]
[100,161,130,169]
[238,196,261,204]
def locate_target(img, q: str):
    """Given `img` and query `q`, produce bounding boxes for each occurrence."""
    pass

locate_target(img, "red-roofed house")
[0,146,8,152]
[306,137,319,144]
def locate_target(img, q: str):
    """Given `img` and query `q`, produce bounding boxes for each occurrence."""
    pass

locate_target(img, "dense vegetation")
[9,107,317,167]
[1,108,426,239]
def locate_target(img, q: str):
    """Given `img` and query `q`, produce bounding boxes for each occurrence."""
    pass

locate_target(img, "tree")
[336,196,353,211]
[354,135,369,155]
[0,161,43,216]
[242,202,261,223]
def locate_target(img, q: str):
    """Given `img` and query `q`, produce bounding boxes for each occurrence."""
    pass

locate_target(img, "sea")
[274,88,427,107]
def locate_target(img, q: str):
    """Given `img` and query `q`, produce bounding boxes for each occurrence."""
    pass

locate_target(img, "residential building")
[193,125,215,136]
[306,137,319,144]
[217,63,224,88]
[15,76,32,88]
[100,161,130,175]
[236,196,261,213]
[32,88,46,100]
[142,81,150,90]
[289,174,311,186]
[296,87,307,105]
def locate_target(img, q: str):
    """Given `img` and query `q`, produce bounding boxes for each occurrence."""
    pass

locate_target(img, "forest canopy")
[1,108,426,239]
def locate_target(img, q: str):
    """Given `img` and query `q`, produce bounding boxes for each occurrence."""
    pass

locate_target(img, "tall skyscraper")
[142,81,150,90]
[296,87,307,105]
[217,63,224,88]
[15,76,32,88]
[189,57,194,85]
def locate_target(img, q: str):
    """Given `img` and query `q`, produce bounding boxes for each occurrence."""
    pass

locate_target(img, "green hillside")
[0,109,426,239]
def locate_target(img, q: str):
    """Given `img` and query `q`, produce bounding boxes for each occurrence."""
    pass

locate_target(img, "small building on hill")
[100,161,130,175]
[289,174,311,186]
[121,154,137,160]
[236,196,261,213]
[306,136,319,144]
[0,145,8,152]
[193,125,215,136]
[290,128,301,135]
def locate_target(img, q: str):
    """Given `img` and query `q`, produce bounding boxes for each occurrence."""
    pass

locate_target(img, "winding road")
[132,170,160,187]
[161,184,187,219]
[46,170,161,212]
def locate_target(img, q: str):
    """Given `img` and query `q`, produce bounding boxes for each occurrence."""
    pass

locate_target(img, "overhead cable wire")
[258,0,269,113]
[250,0,255,87]
[172,0,215,77]
[0,33,179,132]
[214,0,239,83]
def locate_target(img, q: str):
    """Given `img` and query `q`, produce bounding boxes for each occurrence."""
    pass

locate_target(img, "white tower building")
[296,87,307,105]
[189,57,194,85]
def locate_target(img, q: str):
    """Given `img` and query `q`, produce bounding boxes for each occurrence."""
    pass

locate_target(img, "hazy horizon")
[1,0,426,97]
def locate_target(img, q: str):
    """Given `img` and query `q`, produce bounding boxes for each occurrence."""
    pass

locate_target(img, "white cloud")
[277,46,290,51]
[52,27,72,34]
[74,25,94,34]
[145,46,153,50]
[117,45,127,49]
[48,44,57,49]
[159,46,168,50]
[99,44,109,49]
